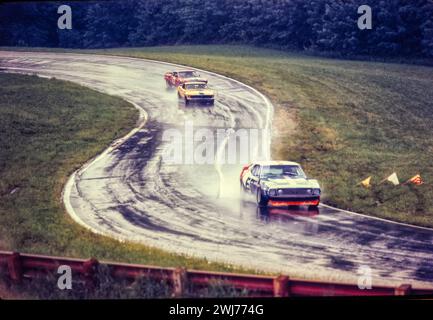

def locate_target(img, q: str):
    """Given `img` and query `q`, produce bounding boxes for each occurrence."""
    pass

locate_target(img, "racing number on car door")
[245,165,254,190]
[249,165,260,193]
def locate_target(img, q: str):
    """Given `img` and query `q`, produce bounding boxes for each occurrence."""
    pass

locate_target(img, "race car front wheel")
[256,188,269,207]
[240,182,246,201]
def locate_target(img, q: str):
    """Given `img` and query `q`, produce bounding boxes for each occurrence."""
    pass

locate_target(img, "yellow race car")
[177,81,215,106]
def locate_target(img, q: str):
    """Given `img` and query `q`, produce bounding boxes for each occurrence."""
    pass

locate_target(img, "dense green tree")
[1,0,432,59]
[57,2,88,48]
[1,3,57,47]
[315,1,359,53]
[84,1,137,48]
[421,1,433,57]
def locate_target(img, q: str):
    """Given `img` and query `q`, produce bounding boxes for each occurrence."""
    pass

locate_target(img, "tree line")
[1,0,432,58]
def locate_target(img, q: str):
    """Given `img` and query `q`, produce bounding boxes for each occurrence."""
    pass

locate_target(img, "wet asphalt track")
[1,51,433,287]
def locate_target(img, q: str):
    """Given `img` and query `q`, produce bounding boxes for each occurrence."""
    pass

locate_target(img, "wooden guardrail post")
[7,252,23,283]
[172,268,187,298]
[395,284,412,296]
[82,258,99,289]
[273,275,289,297]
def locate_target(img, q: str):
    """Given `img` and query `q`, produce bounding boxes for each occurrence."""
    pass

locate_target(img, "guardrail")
[1,251,432,297]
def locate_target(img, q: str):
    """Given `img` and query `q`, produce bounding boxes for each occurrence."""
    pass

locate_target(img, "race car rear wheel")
[256,188,269,207]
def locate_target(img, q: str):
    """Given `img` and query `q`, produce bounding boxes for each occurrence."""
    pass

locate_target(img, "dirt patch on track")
[271,103,298,160]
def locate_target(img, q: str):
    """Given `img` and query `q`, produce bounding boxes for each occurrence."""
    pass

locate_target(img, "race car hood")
[185,89,214,96]
[261,178,320,189]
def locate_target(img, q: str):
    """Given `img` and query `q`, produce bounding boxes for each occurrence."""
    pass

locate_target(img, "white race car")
[240,161,321,208]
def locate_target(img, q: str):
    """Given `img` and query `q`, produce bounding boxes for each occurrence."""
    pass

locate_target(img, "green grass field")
[0,73,251,274]
[85,45,433,227]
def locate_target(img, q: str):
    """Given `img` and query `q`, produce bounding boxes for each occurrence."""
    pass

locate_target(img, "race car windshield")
[260,165,306,179]
[185,83,207,90]
[179,71,199,78]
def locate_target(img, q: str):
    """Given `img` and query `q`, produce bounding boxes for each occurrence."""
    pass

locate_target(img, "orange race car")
[164,70,208,87]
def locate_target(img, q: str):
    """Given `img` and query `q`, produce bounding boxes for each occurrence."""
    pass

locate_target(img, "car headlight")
[261,185,270,194]
[312,188,321,196]
[269,189,277,196]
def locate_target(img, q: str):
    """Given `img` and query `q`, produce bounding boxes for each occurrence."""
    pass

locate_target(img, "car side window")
[252,165,260,177]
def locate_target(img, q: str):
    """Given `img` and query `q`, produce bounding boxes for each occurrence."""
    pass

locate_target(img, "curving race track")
[1,51,433,288]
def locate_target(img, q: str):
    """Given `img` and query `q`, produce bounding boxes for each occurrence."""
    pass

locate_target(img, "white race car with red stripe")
[240,161,321,208]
